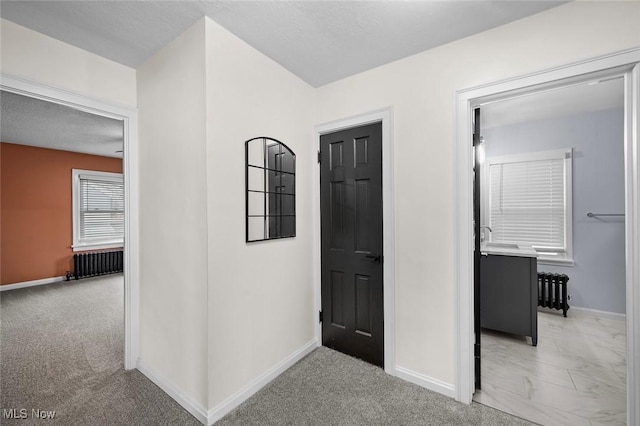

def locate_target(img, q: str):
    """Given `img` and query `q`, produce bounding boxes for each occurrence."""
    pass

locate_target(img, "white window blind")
[72,170,124,250]
[489,151,568,252]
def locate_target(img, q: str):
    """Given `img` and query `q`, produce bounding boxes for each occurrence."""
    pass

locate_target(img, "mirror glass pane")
[280,216,295,237]
[248,192,265,216]
[268,216,295,238]
[268,193,295,216]
[248,217,267,241]
[280,149,295,174]
[279,173,295,195]
[281,193,295,216]
[265,141,280,170]
[247,138,265,168]
[247,167,265,192]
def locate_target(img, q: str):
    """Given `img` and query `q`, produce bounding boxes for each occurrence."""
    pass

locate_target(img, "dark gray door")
[320,122,384,367]
[473,107,482,389]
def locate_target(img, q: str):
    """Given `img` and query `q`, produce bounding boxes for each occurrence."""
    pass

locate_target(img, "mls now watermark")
[3,408,57,420]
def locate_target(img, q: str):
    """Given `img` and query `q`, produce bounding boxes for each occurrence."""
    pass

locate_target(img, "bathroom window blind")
[489,151,569,252]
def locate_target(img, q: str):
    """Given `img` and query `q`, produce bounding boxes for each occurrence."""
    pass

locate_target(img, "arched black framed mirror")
[246,137,296,242]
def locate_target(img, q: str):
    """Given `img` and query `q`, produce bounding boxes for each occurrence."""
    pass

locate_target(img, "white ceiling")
[481,78,624,129]
[0,0,567,87]
[0,1,571,157]
[0,91,124,158]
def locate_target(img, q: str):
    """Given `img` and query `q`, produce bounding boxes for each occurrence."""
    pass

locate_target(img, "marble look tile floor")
[473,310,626,426]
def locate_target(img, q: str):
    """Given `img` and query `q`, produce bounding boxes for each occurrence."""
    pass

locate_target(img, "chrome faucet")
[479,225,492,243]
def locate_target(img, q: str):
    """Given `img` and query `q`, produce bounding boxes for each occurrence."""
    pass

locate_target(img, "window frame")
[482,148,573,266]
[72,169,124,252]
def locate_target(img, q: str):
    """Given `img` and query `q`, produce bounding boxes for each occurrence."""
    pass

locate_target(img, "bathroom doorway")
[454,49,640,426]
[472,78,627,424]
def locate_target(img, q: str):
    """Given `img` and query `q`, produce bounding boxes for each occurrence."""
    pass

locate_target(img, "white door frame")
[1,73,140,370]
[313,107,396,375]
[454,48,640,426]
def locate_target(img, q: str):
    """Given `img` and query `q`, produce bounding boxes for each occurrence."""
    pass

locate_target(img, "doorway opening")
[472,78,627,424]
[454,49,640,426]
[0,74,139,369]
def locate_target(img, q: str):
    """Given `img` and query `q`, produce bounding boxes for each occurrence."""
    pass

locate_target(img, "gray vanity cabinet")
[481,254,538,346]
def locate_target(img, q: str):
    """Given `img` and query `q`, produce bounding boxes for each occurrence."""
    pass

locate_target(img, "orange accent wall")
[0,143,123,285]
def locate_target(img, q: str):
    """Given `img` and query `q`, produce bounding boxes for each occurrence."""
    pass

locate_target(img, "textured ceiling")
[203,1,567,86]
[0,1,566,87]
[0,1,570,156]
[0,91,124,158]
[481,78,624,129]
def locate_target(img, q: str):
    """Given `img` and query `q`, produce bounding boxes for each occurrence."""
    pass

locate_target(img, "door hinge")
[317,150,322,164]
[474,343,480,357]
[319,310,323,322]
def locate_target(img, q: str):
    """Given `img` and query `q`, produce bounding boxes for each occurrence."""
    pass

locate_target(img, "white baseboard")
[136,359,208,424]
[207,338,318,425]
[564,306,626,321]
[395,366,456,399]
[0,276,65,292]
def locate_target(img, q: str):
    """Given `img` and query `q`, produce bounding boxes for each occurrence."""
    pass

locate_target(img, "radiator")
[538,272,570,317]
[67,250,124,280]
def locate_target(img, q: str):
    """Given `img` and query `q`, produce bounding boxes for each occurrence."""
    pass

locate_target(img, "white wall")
[4,1,640,416]
[315,1,640,387]
[483,108,626,314]
[204,18,316,410]
[0,19,136,107]
[137,19,209,407]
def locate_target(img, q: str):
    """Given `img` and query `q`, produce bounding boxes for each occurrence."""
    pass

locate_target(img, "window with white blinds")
[487,149,572,262]
[72,169,124,251]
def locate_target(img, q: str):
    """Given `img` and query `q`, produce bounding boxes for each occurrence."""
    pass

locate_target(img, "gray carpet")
[217,347,535,425]
[0,275,199,426]
[2,276,534,425]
